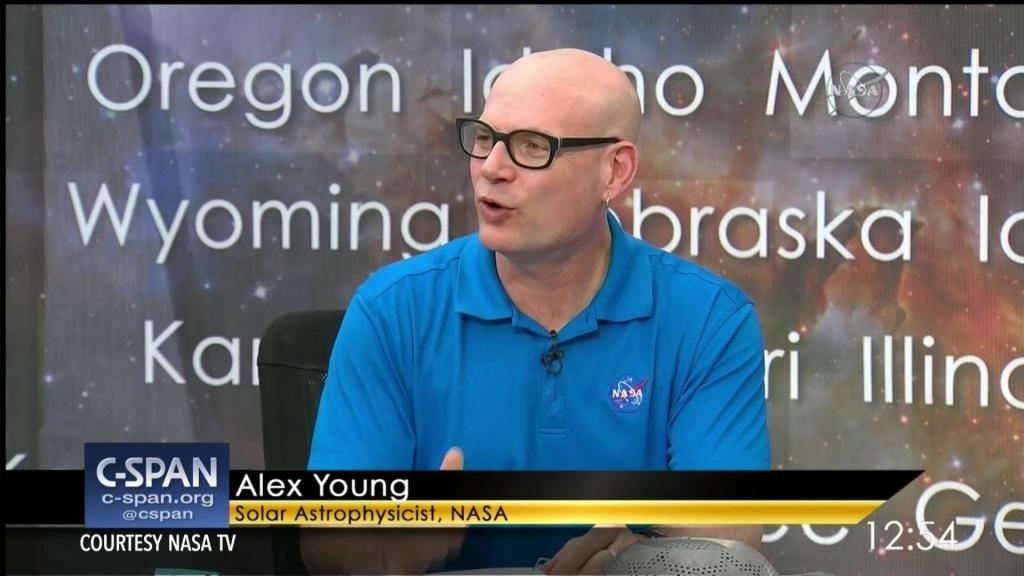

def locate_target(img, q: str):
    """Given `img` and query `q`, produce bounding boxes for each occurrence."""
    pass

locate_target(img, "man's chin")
[478,228,510,252]
[478,227,524,255]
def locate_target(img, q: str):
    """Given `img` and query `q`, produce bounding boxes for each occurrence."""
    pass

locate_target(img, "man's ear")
[604,142,639,204]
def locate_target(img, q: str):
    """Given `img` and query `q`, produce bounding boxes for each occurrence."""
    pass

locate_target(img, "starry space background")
[5,5,1022,574]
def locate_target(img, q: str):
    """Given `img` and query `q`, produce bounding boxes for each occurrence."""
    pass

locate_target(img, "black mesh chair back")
[258,309,344,574]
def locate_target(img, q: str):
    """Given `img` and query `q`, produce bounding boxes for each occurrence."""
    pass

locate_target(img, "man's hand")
[301,447,466,575]
[540,525,643,575]
[382,447,466,573]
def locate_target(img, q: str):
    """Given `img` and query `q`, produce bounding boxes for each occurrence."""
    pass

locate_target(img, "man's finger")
[439,447,467,531]
[578,548,614,575]
[543,528,618,574]
[440,446,464,470]
[578,531,639,575]
[447,527,466,555]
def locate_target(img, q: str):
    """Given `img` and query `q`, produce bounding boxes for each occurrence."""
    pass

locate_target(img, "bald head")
[487,49,641,143]
[470,49,642,262]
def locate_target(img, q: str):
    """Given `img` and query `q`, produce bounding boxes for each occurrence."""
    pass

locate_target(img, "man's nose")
[479,141,516,182]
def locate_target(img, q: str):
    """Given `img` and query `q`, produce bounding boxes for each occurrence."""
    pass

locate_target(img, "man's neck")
[495,220,612,333]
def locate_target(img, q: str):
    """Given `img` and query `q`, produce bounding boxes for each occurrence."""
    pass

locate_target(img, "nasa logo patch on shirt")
[608,375,648,413]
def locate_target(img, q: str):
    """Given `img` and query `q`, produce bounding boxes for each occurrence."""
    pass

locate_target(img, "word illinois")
[862,335,1022,410]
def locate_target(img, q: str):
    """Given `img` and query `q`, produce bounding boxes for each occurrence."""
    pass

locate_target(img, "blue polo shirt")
[309,212,770,567]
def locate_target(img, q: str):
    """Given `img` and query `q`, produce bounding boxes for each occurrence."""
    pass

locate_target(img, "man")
[306,48,770,574]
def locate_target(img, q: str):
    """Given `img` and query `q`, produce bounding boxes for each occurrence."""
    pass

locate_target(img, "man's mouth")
[479,197,512,210]
[477,196,516,224]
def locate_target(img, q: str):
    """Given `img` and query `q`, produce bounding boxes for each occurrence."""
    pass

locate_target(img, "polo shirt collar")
[594,211,654,322]
[455,211,654,323]
[455,234,514,320]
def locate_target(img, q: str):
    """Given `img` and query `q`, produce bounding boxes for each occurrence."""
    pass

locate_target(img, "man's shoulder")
[354,234,474,303]
[628,235,752,312]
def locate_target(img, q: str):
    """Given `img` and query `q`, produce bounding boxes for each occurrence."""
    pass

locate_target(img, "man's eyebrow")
[480,119,552,134]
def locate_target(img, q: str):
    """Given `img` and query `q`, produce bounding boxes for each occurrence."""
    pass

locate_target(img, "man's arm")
[668,301,771,471]
[303,294,466,574]
[664,301,771,546]
[301,449,467,574]
[308,292,415,470]
[539,525,763,575]
[651,525,763,551]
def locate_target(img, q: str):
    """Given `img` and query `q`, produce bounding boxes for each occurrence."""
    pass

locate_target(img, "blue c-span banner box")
[85,443,229,528]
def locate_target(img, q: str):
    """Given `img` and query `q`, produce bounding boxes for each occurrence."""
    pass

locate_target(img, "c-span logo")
[85,443,228,528]
[608,375,649,413]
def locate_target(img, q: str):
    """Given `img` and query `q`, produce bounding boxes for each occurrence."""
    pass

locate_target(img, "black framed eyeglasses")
[456,117,621,170]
